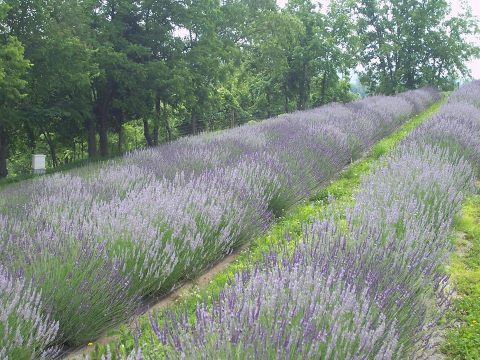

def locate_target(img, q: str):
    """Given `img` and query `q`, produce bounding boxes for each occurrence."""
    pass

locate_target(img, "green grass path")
[442,191,480,359]
[79,98,446,359]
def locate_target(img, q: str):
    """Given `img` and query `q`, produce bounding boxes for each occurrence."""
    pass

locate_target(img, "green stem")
[85,98,447,359]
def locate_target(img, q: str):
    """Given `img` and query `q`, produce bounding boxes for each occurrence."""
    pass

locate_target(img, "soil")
[64,250,243,359]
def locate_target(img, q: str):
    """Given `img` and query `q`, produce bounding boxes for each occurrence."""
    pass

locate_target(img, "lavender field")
[0,87,443,358]
[130,81,480,359]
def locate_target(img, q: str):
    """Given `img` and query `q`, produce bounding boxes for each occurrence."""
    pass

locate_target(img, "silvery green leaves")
[0,87,440,354]
[0,267,60,359]
[141,83,480,359]
[147,142,474,358]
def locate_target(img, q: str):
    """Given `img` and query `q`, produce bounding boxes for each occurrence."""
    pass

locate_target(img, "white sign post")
[32,154,46,174]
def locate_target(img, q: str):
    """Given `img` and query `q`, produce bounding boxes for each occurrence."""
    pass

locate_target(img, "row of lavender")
[132,81,480,358]
[0,88,439,357]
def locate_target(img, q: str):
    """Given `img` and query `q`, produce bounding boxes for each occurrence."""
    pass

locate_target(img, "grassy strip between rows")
[442,189,480,359]
[85,98,446,359]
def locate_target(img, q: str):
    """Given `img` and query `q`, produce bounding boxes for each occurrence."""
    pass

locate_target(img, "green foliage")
[0,0,365,179]
[0,36,28,106]
[0,0,475,180]
[351,0,479,94]
[0,2,30,177]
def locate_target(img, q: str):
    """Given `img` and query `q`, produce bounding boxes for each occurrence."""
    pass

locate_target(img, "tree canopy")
[355,0,479,93]
[0,0,477,178]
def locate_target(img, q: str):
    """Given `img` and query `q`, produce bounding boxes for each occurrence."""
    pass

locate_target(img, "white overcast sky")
[277,0,480,79]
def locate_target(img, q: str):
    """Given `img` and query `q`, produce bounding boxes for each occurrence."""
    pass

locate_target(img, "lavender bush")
[0,87,440,352]
[146,138,475,360]
[138,82,480,359]
[0,266,60,359]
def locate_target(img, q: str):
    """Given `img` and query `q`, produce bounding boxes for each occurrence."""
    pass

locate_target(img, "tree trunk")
[143,118,153,147]
[320,70,328,105]
[163,102,172,142]
[230,109,235,128]
[73,140,77,162]
[87,116,97,158]
[94,85,111,157]
[91,82,109,158]
[405,63,415,89]
[0,125,8,178]
[297,63,308,110]
[191,110,198,135]
[283,84,289,113]
[44,132,58,167]
[153,96,161,145]
[266,92,272,118]
[25,125,36,153]
[98,111,108,157]
[386,56,396,93]
[298,81,307,110]
[117,124,124,154]
[153,124,159,146]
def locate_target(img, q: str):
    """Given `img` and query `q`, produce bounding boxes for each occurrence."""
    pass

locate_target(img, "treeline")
[0,0,477,178]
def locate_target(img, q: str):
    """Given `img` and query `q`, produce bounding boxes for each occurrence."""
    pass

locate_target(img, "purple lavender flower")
[0,86,440,353]
[0,266,60,358]
[138,83,480,359]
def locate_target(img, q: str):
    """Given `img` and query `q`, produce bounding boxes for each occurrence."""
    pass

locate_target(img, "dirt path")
[64,250,242,359]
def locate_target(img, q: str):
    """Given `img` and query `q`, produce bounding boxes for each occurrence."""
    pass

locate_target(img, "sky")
[276,0,480,79]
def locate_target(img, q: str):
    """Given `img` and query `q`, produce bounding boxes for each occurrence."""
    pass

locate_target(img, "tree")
[3,0,477,178]
[0,4,30,178]
[178,0,231,135]
[309,0,358,105]
[139,0,184,145]
[353,0,479,93]
[25,33,96,166]
[3,0,97,166]
[242,0,356,115]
